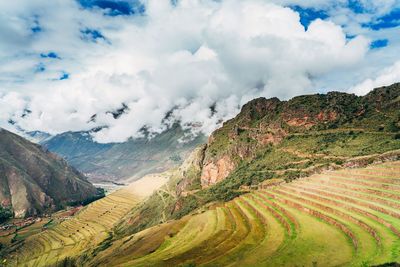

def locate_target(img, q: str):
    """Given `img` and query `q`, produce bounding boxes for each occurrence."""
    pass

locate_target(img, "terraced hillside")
[5,189,140,267]
[118,84,400,235]
[86,161,400,267]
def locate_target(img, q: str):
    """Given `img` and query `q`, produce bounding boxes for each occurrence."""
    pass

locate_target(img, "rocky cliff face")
[198,83,400,188]
[0,128,100,218]
[200,155,235,187]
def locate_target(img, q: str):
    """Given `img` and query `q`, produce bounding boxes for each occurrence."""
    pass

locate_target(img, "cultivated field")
[6,189,140,267]
[90,161,400,267]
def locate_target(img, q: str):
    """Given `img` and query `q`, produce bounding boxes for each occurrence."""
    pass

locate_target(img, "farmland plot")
[7,189,140,267]
[90,161,400,267]
[8,161,400,267]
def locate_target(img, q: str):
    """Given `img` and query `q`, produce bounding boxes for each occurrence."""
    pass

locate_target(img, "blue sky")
[78,0,145,16]
[0,0,399,142]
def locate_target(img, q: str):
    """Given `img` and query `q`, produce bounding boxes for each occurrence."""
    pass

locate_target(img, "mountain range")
[41,124,205,182]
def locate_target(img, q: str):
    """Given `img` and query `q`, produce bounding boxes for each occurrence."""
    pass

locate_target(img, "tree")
[0,206,13,224]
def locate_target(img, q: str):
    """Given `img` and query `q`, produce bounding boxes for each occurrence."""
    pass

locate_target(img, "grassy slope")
[116,84,400,240]
[77,161,400,267]
[3,189,140,267]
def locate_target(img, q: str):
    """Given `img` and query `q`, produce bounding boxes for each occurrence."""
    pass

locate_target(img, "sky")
[0,0,399,143]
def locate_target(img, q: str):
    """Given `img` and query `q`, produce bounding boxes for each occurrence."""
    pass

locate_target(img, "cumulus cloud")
[350,61,400,95]
[0,0,398,142]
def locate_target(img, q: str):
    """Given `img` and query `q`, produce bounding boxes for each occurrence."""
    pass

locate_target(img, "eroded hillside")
[0,128,101,218]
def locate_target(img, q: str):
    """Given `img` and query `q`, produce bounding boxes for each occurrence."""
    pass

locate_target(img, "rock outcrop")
[200,155,236,187]
[197,83,400,187]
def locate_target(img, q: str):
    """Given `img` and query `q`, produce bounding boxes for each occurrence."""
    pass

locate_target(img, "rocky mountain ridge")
[0,128,101,218]
[199,83,400,187]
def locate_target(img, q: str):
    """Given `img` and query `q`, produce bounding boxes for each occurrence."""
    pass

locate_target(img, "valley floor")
[4,161,400,267]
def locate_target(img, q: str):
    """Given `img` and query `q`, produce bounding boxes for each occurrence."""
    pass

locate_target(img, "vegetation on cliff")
[119,83,400,236]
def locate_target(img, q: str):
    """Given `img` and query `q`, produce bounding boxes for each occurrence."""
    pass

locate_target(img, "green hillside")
[6,161,400,266]
[117,83,400,236]
[88,161,400,267]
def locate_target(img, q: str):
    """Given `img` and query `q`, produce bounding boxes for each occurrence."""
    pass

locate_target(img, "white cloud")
[0,0,397,142]
[350,61,400,95]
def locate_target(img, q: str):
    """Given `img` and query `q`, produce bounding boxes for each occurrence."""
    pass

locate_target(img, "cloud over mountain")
[0,0,399,142]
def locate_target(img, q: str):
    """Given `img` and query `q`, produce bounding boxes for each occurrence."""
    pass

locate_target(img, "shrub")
[54,257,77,267]
[11,234,18,244]
[0,206,13,223]
[327,123,338,129]
[67,188,105,207]
[334,159,344,165]
[172,195,200,219]
[386,121,399,132]
[371,263,400,267]
[283,170,302,182]
[92,233,113,257]
[169,154,182,162]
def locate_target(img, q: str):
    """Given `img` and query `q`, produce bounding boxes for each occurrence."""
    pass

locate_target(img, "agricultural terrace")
[90,161,400,267]
[6,189,140,267]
